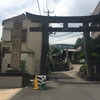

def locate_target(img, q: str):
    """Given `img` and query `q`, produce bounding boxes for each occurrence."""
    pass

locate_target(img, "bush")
[79,64,87,73]
[92,52,100,64]
[78,52,85,59]
[46,64,50,74]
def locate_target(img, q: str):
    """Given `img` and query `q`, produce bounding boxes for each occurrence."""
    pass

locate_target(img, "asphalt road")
[10,64,100,100]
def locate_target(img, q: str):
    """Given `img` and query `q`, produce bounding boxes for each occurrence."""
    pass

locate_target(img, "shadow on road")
[56,81,100,85]
[48,72,75,80]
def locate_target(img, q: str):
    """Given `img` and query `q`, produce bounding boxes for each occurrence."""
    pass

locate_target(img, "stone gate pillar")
[10,16,22,70]
[66,46,68,63]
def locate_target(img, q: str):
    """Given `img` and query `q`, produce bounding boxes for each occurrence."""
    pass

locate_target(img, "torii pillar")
[40,22,49,75]
[83,22,94,77]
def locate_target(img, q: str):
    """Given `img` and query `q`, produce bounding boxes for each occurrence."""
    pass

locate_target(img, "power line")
[49,32,73,37]
[46,0,48,11]
[43,0,54,16]
[50,34,82,42]
[37,0,41,15]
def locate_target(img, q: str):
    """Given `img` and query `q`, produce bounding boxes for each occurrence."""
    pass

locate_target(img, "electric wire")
[53,0,54,12]
[37,0,41,15]
[50,34,82,42]
[43,0,45,12]
[49,32,73,37]
[49,0,51,11]
[43,0,54,14]
[46,0,48,11]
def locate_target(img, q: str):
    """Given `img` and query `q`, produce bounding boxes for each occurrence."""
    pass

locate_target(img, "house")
[91,1,100,38]
[62,48,80,62]
[50,44,74,51]
[1,13,43,75]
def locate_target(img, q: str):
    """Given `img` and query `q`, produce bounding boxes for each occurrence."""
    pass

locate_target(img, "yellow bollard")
[34,76,39,90]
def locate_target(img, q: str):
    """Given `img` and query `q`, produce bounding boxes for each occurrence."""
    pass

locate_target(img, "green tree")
[74,37,84,48]
[51,47,61,63]
[78,51,85,59]
[91,35,100,55]
[51,47,60,54]
[55,52,62,61]
[77,35,100,64]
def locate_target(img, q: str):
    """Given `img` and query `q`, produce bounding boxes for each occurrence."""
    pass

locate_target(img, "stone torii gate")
[26,12,100,78]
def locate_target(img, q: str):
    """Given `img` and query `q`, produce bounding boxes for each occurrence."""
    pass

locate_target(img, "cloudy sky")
[0,0,100,44]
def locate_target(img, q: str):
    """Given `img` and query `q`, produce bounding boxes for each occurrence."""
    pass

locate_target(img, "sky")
[0,0,100,44]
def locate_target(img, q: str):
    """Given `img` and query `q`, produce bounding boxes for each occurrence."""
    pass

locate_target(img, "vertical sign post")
[10,16,22,70]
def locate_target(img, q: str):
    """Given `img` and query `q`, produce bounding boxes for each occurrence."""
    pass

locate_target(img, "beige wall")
[1,57,40,75]
[3,20,13,28]
[23,18,42,59]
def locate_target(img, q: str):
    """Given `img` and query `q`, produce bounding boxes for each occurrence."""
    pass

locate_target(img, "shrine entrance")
[26,12,100,77]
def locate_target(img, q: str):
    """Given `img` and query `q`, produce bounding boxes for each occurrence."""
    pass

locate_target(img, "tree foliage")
[76,35,100,64]
[51,47,61,63]
[79,64,87,73]
[91,35,100,55]
[74,37,84,48]
[55,52,62,60]
[51,47,60,54]
[78,51,85,59]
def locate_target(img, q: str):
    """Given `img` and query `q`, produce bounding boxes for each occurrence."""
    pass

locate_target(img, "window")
[22,29,27,42]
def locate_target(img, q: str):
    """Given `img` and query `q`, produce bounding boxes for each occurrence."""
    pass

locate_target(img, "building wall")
[1,16,42,75]
[91,32,100,39]
[1,57,40,75]
[92,2,100,15]
[23,18,42,59]
[91,2,100,39]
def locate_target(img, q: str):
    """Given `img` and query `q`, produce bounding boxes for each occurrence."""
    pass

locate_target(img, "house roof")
[64,48,80,52]
[26,12,100,23]
[2,11,100,26]
[2,13,25,25]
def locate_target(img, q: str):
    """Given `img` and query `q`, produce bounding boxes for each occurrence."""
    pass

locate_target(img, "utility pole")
[44,10,54,16]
